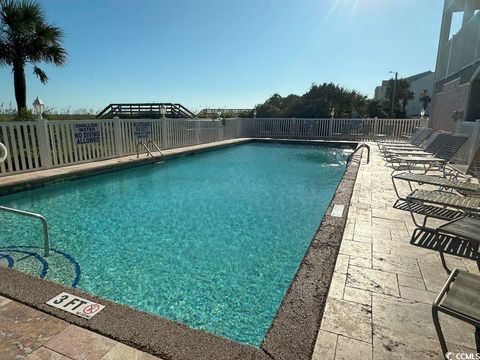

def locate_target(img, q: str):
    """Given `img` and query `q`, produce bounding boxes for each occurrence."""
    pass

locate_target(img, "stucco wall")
[430,77,469,131]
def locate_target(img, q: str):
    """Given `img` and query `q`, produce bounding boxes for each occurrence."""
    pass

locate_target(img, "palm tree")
[385,79,414,117]
[418,89,432,112]
[400,88,414,113]
[0,0,67,112]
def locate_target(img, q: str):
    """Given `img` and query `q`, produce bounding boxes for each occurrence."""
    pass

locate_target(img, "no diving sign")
[46,292,105,319]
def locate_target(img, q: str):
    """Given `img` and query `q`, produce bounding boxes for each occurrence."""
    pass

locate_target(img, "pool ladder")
[0,206,49,256]
[346,143,370,165]
[136,140,165,163]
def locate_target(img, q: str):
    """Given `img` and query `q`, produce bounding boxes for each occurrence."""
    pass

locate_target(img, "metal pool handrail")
[0,206,49,257]
[146,140,164,159]
[136,141,155,159]
[346,143,370,165]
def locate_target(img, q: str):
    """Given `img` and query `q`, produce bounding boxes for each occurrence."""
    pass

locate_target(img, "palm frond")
[33,65,48,84]
[0,0,67,66]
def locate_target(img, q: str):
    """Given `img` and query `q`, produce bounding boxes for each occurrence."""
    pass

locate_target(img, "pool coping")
[0,139,363,360]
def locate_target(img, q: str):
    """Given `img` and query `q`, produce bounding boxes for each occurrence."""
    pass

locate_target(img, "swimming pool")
[0,142,353,346]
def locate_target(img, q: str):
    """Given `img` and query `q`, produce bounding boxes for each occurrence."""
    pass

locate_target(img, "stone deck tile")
[417,257,468,293]
[399,286,438,304]
[463,258,480,273]
[346,265,399,297]
[313,143,479,360]
[397,273,426,290]
[349,255,372,269]
[312,330,338,360]
[372,253,422,278]
[0,300,163,360]
[44,325,117,360]
[372,293,476,357]
[0,301,69,359]
[373,235,432,257]
[351,234,373,244]
[342,286,371,307]
[333,254,349,274]
[339,240,372,258]
[328,272,347,300]
[101,343,161,360]
[320,298,372,343]
[335,336,372,360]
[0,294,11,307]
[342,221,355,239]
[25,347,70,359]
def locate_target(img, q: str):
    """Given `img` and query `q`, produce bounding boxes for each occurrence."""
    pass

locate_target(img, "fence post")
[160,119,168,149]
[36,119,52,168]
[219,120,224,141]
[328,118,333,138]
[196,121,200,144]
[373,119,379,137]
[420,117,430,129]
[113,118,123,157]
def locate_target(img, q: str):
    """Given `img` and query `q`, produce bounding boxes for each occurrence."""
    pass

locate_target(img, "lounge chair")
[391,173,480,201]
[391,147,480,200]
[403,190,480,271]
[389,134,469,174]
[405,189,480,229]
[380,131,443,157]
[432,268,480,357]
[377,127,427,147]
[434,217,480,273]
[379,128,433,150]
[446,143,480,180]
[383,132,451,159]
[382,130,447,151]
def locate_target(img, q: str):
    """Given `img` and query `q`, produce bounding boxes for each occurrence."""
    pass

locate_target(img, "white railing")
[437,12,480,80]
[47,119,117,168]
[0,121,41,175]
[0,117,427,177]
[248,118,428,140]
[0,118,227,176]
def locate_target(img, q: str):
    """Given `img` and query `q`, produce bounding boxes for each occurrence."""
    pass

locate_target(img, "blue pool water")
[0,142,352,346]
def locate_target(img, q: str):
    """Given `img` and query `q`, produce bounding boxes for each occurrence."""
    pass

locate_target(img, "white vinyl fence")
[0,117,427,177]
[247,118,429,140]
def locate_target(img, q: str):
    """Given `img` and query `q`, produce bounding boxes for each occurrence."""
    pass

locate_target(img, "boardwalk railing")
[0,117,427,177]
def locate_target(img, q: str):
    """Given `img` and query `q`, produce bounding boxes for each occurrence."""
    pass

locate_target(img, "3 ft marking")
[46,292,105,319]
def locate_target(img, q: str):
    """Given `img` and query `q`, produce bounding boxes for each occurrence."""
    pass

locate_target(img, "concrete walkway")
[312,143,479,360]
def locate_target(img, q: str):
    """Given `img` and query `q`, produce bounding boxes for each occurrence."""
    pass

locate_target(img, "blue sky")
[0,0,444,113]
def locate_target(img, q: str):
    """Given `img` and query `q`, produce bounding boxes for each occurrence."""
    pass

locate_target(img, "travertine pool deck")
[0,295,161,359]
[312,143,479,360]
[0,140,478,359]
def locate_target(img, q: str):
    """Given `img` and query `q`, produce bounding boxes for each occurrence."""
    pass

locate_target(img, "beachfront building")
[374,71,434,117]
[431,0,480,131]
